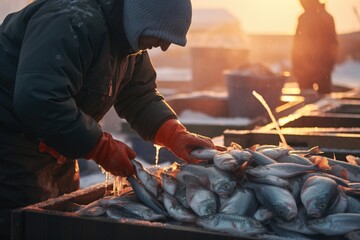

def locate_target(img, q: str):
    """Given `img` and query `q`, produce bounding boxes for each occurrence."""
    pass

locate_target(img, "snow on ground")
[332,60,360,88]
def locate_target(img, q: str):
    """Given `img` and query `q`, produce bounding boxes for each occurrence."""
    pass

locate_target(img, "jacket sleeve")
[14,9,103,158]
[113,51,177,141]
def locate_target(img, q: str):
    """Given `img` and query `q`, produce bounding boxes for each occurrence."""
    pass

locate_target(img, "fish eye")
[319,203,326,209]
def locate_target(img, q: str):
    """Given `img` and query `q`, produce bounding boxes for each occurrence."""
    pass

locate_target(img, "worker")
[0,0,216,238]
[292,0,339,94]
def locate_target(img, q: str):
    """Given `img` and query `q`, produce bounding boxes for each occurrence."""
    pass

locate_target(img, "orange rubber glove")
[86,132,136,177]
[154,119,215,163]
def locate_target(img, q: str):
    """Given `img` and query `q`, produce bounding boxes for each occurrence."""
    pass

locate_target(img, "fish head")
[305,196,331,218]
[213,180,236,198]
[273,201,297,220]
[197,199,218,216]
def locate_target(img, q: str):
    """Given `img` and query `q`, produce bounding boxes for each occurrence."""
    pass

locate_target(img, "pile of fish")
[75,143,360,240]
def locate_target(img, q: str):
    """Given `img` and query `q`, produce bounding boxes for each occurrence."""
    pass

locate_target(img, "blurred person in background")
[0,0,216,238]
[292,0,339,94]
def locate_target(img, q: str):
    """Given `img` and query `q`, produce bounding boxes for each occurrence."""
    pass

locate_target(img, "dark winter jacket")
[0,0,177,159]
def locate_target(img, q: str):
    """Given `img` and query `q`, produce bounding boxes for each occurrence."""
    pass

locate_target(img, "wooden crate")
[12,183,251,240]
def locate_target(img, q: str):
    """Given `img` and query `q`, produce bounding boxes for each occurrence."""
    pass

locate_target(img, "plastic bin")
[224,66,285,118]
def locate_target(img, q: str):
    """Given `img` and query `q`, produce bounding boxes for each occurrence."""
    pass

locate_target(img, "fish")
[160,172,178,196]
[245,182,298,220]
[106,202,166,221]
[228,149,252,164]
[311,156,360,182]
[289,146,323,156]
[190,148,218,161]
[307,213,360,236]
[247,175,292,190]
[219,187,258,217]
[183,174,218,216]
[163,192,196,222]
[180,164,236,198]
[196,213,268,237]
[131,159,161,198]
[327,187,348,215]
[276,154,313,166]
[127,175,167,215]
[267,221,315,240]
[245,157,330,179]
[75,205,106,217]
[253,207,274,222]
[246,149,277,165]
[300,175,339,218]
[258,147,290,160]
[346,195,360,213]
[213,152,243,172]
[274,207,318,235]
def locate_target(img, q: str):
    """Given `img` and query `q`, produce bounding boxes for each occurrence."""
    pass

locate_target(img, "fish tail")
[309,146,324,155]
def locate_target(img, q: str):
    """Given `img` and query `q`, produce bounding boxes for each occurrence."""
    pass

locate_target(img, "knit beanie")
[123,0,192,52]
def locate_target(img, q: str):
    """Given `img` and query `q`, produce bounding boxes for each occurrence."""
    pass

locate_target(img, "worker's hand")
[39,141,67,164]
[154,119,215,163]
[86,132,136,177]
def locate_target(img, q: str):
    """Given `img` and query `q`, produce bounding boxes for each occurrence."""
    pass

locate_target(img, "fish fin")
[229,142,243,150]
[314,156,331,170]
[346,155,360,166]
[249,144,259,151]
[341,186,360,197]
[340,168,349,180]
[308,146,324,155]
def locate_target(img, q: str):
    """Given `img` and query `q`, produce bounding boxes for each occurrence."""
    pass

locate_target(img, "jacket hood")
[122,0,192,52]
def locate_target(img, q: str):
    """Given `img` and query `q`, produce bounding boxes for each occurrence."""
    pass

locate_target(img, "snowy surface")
[178,109,252,126]
[332,60,360,88]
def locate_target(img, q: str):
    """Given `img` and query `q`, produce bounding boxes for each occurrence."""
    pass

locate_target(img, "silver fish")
[311,156,360,182]
[245,157,330,179]
[245,182,297,220]
[160,172,178,196]
[300,176,339,218]
[163,192,196,222]
[247,149,277,165]
[346,195,360,213]
[274,207,318,235]
[219,187,258,216]
[127,176,167,215]
[247,175,292,190]
[289,146,323,156]
[253,207,274,222]
[183,174,218,216]
[180,164,236,198]
[276,154,313,166]
[213,152,242,172]
[191,148,218,161]
[327,188,348,215]
[131,159,161,198]
[228,149,252,164]
[75,205,106,217]
[307,213,360,236]
[106,202,166,221]
[258,147,290,160]
[196,213,267,237]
